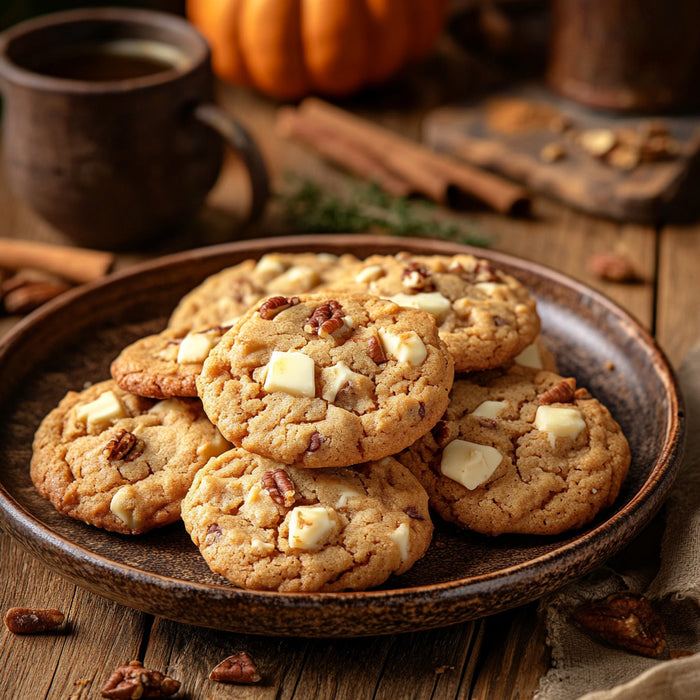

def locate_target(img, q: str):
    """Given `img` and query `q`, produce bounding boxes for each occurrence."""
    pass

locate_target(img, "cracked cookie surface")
[196,293,454,468]
[324,252,541,372]
[31,379,230,534]
[168,252,361,332]
[181,448,433,591]
[395,366,631,535]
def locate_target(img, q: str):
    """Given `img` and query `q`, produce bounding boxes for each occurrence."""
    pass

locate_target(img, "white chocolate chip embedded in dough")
[250,537,275,556]
[268,265,320,293]
[109,485,140,531]
[334,485,364,509]
[322,361,366,403]
[355,264,385,284]
[177,331,215,364]
[263,351,316,397]
[378,329,427,366]
[75,390,127,429]
[196,430,230,461]
[514,343,543,369]
[287,505,338,551]
[440,439,503,490]
[471,400,507,419]
[534,405,586,448]
[254,254,287,276]
[390,522,410,563]
[389,292,452,322]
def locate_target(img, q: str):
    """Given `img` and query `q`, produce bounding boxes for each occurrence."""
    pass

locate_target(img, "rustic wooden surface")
[1,27,699,700]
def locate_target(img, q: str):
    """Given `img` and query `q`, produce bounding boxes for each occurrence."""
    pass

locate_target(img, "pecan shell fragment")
[4,607,65,634]
[571,592,667,657]
[209,651,261,684]
[101,660,180,699]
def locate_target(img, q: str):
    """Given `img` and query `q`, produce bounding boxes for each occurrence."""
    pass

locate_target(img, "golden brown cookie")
[396,366,631,535]
[325,252,541,372]
[196,293,454,468]
[181,448,433,591]
[31,380,230,534]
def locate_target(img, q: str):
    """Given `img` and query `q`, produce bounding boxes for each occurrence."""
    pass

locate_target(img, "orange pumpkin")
[186,0,447,100]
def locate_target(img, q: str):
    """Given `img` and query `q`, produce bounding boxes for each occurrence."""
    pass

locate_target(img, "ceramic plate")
[0,235,684,637]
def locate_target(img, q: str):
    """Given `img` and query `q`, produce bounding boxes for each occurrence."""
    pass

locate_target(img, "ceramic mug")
[0,7,269,249]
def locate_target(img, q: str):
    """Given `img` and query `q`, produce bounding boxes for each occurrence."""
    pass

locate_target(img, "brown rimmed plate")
[0,234,685,637]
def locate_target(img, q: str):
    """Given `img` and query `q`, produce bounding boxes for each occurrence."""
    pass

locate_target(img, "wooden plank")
[0,534,147,699]
[656,223,700,368]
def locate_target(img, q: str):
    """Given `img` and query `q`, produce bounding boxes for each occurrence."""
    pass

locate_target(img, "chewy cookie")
[31,380,230,534]
[110,325,230,399]
[196,293,454,468]
[395,366,630,535]
[181,448,433,592]
[168,252,361,332]
[325,252,541,372]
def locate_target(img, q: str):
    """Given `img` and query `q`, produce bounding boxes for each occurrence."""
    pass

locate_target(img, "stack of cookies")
[30,251,631,592]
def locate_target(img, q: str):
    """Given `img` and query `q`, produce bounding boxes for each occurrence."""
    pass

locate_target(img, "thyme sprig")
[276,176,491,247]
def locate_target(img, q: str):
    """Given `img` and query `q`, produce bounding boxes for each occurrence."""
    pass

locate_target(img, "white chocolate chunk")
[254,254,286,276]
[148,399,181,415]
[196,430,230,461]
[250,537,275,556]
[334,486,364,508]
[246,482,263,504]
[109,485,139,530]
[322,361,365,402]
[390,522,410,563]
[440,439,503,490]
[263,351,316,397]
[534,405,586,448]
[176,332,214,364]
[378,329,427,366]
[355,264,385,283]
[288,505,337,551]
[75,390,127,428]
[269,265,320,292]
[475,282,501,295]
[514,343,542,369]
[471,400,507,419]
[389,292,451,322]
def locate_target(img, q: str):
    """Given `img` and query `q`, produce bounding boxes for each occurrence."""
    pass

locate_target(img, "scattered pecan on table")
[100,660,180,699]
[4,607,65,634]
[209,651,261,684]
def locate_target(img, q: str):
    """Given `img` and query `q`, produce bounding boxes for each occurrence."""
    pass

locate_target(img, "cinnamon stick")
[298,97,531,216]
[276,107,413,198]
[0,238,114,283]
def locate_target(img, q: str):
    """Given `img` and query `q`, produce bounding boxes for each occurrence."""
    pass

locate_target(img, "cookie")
[181,448,433,591]
[168,252,361,332]
[325,252,541,372]
[196,292,454,468]
[110,325,230,399]
[395,366,630,535]
[31,380,230,534]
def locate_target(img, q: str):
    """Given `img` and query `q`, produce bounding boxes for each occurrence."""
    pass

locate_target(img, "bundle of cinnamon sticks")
[276,98,530,217]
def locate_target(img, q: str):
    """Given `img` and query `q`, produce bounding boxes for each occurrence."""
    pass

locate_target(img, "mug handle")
[192,103,270,225]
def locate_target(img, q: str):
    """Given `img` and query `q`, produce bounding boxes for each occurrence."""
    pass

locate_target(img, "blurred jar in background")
[547,0,700,112]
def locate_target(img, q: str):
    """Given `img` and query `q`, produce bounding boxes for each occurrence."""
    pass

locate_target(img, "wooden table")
[1,38,699,700]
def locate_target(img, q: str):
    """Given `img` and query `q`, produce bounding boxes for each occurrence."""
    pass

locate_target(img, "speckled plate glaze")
[0,235,684,637]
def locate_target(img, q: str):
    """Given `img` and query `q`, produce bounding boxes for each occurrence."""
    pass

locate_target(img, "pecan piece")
[304,300,346,337]
[262,469,296,507]
[258,295,300,319]
[588,252,638,283]
[306,431,322,454]
[367,335,387,364]
[103,429,141,461]
[101,660,180,699]
[538,378,576,405]
[4,607,65,634]
[404,506,424,520]
[431,420,451,446]
[3,280,72,314]
[209,651,261,684]
[401,263,433,291]
[571,592,667,657]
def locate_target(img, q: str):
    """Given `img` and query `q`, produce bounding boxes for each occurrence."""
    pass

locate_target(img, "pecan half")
[4,607,65,634]
[367,335,387,364]
[304,300,346,337]
[401,263,433,291]
[538,378,576,405]
[103,429,141,461]
[258,295,300,319]
[209,651,261,684]
[101,660,180,699]
[571,592,667,657]
[262,469,296,507]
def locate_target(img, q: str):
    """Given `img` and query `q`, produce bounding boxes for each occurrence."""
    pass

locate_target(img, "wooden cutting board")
[422,84,700,223]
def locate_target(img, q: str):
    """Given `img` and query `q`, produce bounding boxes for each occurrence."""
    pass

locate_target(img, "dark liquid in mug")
[23,39,187,81]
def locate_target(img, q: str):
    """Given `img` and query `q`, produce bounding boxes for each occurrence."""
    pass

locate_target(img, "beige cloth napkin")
[535,344,700,700]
